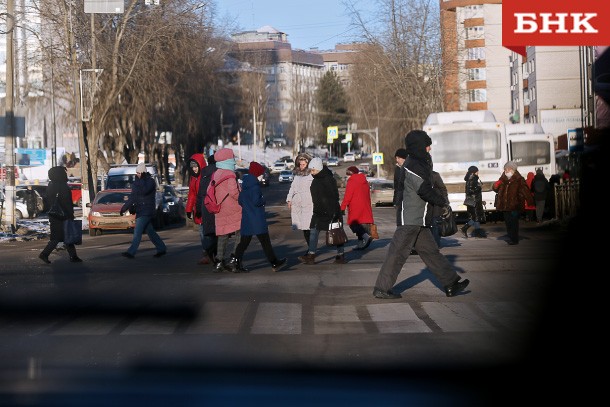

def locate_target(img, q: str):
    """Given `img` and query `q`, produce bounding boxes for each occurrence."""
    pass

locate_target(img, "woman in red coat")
[185,153,209,264]
[340,166,375,250]
[524,171,536,221]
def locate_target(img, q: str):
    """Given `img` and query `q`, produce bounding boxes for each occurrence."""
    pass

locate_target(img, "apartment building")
[441,0,511,121]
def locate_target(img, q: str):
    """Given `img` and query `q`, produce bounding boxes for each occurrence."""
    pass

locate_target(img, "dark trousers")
[41,239,77,259]
[374,225,458,293]
[349,222,367,239]
[503,211,520,243]
[234,233,277,264]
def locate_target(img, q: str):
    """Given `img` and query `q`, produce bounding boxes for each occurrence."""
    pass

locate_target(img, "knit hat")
[404,130,432,152]
[504,161,518,171]
[346,166,359,175]
[468,165,479,173]
[136,162,146,173]
[214,148,234,162]
[249,161,265,177]
[394,148,408,159]
[309,157,323,171]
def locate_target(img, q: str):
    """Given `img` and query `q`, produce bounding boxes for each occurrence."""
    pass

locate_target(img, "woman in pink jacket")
[210,148,242,272]
[340,166,374,250]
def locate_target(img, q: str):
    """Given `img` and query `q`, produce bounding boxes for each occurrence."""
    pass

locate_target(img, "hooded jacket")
[47,166,74,241]
[186,153,206,225]
[121,172,157,218]
[310,165,341,230]
[286,153,314,230]
[464,171,485,222]
[238,174,269,236]
[400,130,447,226]
[340,172,374,226]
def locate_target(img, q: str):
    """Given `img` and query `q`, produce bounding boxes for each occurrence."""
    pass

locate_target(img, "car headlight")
[92,211,101,217]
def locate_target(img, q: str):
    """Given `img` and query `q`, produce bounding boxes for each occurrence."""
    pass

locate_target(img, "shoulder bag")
[48,193,67,220]
[326,220,348,246]
[463,195,475,207]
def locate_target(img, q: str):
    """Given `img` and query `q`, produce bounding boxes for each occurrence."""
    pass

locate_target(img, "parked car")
[18,184,48,212]
[0,189,30,220]
[343,152,356,162]
[271,161,287,173]
[86,189,136,236]
[161,184,186,224]
[278,170,294,183]
[370,179,394,206]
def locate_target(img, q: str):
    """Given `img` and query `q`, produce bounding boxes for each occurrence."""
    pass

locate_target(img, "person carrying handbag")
[39,166,83,264]
[298,157,346,265]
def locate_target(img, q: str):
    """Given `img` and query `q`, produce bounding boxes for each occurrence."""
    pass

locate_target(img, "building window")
[468,89,487,103]
[467,47,485,60]
[466,26,484,40]
[468,68,486,81]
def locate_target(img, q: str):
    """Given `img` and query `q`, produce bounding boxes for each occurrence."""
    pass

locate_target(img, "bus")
[505,123,556,180]
[422,110,507,216]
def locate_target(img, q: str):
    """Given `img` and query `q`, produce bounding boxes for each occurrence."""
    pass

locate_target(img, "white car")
[0,189,30,220]
[271,161,287,173]
[343,152,356,162]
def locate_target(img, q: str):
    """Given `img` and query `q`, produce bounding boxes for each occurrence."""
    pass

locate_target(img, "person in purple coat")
[230,161,287,273]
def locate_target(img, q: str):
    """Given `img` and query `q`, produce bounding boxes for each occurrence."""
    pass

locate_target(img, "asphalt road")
[0,168,570,404]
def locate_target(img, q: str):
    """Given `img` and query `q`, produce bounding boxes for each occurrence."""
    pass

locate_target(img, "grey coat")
[286,173,314,230]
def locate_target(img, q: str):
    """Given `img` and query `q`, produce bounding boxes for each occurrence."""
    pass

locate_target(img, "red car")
[86,189,135,236]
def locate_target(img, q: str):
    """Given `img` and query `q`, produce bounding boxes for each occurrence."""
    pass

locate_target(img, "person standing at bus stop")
[493,161,534,245]
[461,166,487,238]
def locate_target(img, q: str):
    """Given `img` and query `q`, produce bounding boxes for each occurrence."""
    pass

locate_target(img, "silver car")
[278,170,294,183]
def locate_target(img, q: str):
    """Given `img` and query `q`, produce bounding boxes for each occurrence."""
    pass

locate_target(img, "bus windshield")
[429,129,502,163]
[510,141,552,166]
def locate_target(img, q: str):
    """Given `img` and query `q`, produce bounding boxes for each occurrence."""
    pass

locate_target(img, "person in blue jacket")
[230,161,287,273]
[120,162,166,258]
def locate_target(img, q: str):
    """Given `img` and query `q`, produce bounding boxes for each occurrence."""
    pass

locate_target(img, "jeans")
[307,227,344,255]
[126,215,166,256]
[199,223,218,254]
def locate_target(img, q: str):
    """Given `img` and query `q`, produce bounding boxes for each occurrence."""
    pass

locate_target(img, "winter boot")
[271,258,287,272]
[334,254,347,264]
[460,224,470,238]
[214,260,228,273]
[298,253,316,265]
[229,255,249,273]
[473,228,487,238]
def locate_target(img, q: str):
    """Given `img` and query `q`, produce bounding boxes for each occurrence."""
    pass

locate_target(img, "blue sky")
[215,0,372,51]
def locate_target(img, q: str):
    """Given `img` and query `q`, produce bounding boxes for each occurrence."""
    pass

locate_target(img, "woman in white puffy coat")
[286,153,314,249]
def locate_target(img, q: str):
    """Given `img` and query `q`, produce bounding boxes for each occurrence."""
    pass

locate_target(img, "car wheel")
[15,210,23,220]
[89,228,100,236]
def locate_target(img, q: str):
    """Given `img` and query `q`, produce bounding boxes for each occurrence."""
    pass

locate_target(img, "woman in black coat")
[298,157,346,265]
[461,166,487,238]
[39,166,82,263]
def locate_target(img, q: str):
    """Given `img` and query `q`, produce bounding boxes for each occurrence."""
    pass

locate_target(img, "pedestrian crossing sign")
[372,153,384,165]
[327,126,339,140]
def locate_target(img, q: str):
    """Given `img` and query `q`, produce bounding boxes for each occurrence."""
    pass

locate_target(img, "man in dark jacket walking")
[372,130,470,299]
[120,163,166,258]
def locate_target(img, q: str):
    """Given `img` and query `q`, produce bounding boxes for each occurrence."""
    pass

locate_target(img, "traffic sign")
[327,126,339,140]
[345,133,352,142]
[372,153,384,165]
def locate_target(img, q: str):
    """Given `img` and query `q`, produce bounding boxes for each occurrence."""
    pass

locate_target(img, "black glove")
[441,205,451,219]
[195,211,201,218]
[120,210,125,216]
[186,212,192,219]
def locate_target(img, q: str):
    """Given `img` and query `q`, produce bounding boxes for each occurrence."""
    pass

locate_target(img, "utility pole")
[2,0,16,230]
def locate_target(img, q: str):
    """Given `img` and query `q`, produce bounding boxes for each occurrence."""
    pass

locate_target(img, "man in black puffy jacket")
[120,163,166,258]
[372,130,470,299]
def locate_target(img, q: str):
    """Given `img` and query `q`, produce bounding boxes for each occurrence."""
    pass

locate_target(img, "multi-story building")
[440,0,512,121]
